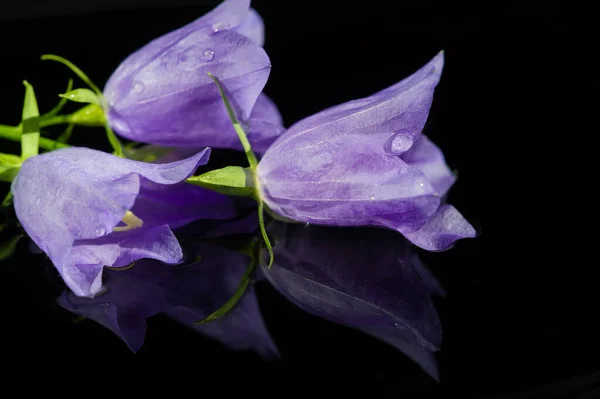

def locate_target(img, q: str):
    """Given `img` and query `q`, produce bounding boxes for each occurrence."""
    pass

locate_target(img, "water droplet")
[393,322,399,327]
[132,81,145,94]
[95,226,106,237]
[370,196,375,200]
[390,132,413,154]
[212,22,230,33]
[202,49,215,61]
[420,183,424,187]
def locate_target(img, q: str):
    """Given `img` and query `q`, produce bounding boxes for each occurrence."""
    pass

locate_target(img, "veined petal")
[235,8,265,46]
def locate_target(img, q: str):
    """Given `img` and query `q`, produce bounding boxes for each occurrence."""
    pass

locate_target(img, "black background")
[1,0,596,396]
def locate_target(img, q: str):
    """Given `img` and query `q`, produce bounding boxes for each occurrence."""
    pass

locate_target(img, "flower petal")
[235,8,265,46]
[248,93,285,154]
[402,204,477,251]
[401,134,456,197]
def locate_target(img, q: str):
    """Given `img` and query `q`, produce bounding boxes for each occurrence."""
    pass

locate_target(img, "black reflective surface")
[1,1,594,396]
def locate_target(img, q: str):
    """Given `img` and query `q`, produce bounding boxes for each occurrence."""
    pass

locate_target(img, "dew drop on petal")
[390,132,414,154]
[202,49,215,61]
[132,81,145,94]
[95,226,106,237]
[212,22,230,33]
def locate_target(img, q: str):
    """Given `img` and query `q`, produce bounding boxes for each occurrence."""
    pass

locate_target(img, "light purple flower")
[58,242,278,359]
[103,0,284,153]
[261,221,443,380]
[12,147,236,298]
[256,51,476,251]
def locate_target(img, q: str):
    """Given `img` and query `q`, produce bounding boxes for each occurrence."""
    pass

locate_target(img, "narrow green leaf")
[0,234,22,262]
[59,88,101,105]
[43,79,74,118]
[207,73,258,169]
[21,81,40,159]
[195,254,256,324]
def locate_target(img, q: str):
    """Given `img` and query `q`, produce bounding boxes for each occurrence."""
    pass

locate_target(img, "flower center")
[112,211,144,232]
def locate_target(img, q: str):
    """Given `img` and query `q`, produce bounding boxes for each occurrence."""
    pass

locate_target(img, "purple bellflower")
[103,0,284,154]
[12,147,236,298]
[261,220,445,380]
[256,52,476,251]
[58,241,278,359]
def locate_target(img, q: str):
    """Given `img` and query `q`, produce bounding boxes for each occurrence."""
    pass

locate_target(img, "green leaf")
[59,88,101,105]
[186,166,255,197]
[0,153,22,182]
[0,234,22,262]
[21,81,40,159]
[207,73,258,169]
[195,252,256,324]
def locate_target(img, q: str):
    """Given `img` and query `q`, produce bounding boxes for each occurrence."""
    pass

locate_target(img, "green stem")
[0,124,69,150]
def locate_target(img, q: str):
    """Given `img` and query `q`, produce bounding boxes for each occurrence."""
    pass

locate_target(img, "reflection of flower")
[261,220,445,380]
[12,147,235,298]
[104,0,284,153]
[58,241,278,359]
[256,52,475,251]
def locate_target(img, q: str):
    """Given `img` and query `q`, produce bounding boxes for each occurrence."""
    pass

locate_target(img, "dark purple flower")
[12,147,236,298]
[256,52,476,251]
[58,241,278,358]
[103,0,284,153]
[261,220,443,380]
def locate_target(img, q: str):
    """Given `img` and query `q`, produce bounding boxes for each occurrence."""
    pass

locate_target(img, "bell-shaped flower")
[103,0,284,154]
[256,51,476,251]
[12,147,236,298]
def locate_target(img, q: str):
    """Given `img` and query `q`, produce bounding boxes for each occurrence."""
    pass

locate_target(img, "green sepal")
[0,234,23,262]
[68,104,106,126]
[186,166,255,197]
[21,81,40,160]
[195,247,257,324]
[59,88,101,106]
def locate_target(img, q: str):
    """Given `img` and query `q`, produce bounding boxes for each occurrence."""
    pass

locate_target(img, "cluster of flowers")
[0,0,476,379]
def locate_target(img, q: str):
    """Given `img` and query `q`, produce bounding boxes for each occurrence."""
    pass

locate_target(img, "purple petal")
[402,204,477,251]
[248,93,285,154]
[262,221,442,354]
[235,8,265,46]
[401,134,456,197]
[104,0,271,151]
[64,224,182,297]
[132,180,237,229]
[257,53,452,243]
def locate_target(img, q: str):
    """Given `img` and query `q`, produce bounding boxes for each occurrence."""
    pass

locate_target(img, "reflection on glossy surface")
[261,220,444,380]
[59,239,278,359]
[56,215,444,380]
